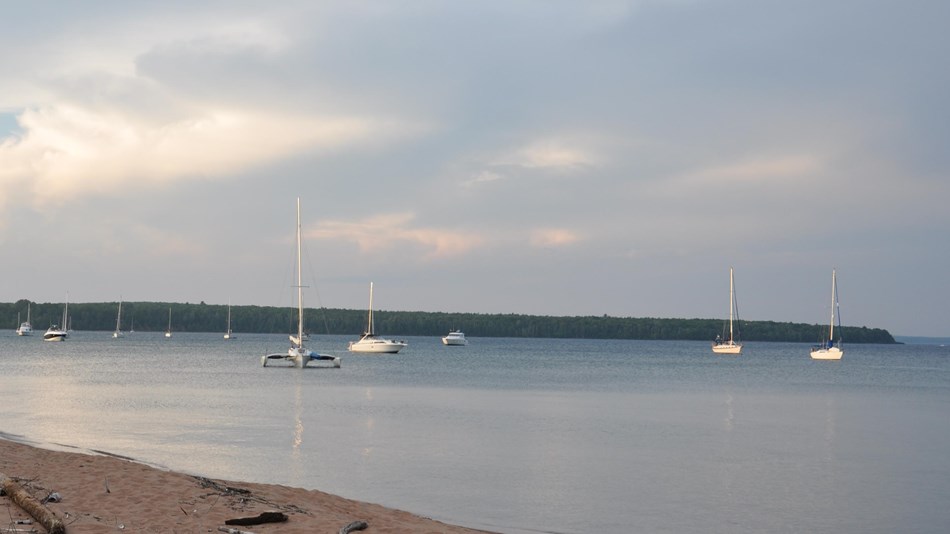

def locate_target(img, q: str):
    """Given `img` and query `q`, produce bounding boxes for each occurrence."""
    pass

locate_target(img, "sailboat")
[712,267,742,354]
[16,303,33,336]
[165,307,173,338]
[112,298,124,338]
[348,282,408,353]
[224,300,235,340]
[44,294,69,342]
[262,198,341,368]
[810,269,844,360]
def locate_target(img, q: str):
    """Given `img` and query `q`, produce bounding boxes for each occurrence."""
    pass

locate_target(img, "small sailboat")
[348,282,408,353]
[224,300,235,340]
[44,294,69,342]
[16,303,33,336]
[112,298,124,338]
[712,267,742,354]
[262,198,340,368]
[810,269,844,360]
[165,307,173,338]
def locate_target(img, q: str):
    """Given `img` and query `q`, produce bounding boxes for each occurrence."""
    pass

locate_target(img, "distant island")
[3,299,896,344]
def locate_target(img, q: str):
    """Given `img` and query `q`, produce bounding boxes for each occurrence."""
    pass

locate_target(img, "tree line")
[2,299,896,344]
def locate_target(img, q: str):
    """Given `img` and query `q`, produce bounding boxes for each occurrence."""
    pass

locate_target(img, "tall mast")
[367,282,375,335]
[829,269,837,342]
[728,267,734,342]
[296,197,304,346]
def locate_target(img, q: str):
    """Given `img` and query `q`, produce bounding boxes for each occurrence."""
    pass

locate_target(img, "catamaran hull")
[262,352,341,368]
[810,347,843,360]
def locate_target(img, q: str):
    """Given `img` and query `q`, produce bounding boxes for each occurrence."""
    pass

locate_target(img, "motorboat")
[442,330,468,346]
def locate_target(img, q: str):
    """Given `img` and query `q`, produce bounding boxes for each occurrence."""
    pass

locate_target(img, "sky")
[1,1,948,337]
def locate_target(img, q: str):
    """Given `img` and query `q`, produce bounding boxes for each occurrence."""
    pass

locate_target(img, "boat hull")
[349,340,407,353]
[712,343,741,354]
[442,338,468,346]
[810,347,843,360]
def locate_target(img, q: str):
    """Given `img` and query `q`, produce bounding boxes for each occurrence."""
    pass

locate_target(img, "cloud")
[675,154,824,187]
[529,228,582,248]
[513,139,599,170]
[307,213,484,259]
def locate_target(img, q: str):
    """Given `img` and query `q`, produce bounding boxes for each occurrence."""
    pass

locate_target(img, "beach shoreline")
[1,437,493,533]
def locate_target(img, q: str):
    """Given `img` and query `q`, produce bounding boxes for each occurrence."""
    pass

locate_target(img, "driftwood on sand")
[0,473,66,534]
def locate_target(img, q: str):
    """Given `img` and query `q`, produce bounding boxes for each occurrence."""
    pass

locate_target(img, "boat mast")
[296,197,305,348]
[829,269,837,343]
[367,282,375,335]
[728,267,734,343]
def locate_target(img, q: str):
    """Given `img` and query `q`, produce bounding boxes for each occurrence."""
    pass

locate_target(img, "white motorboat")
[16,303,33,336]
[262,198,340,368]
[442,330,468,346]
[348,282,407,354]
[44,296,69,342]
[810,269,844,360]
[712,267,742,354]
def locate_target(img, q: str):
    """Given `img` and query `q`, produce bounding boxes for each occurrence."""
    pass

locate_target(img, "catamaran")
[348,282,407,353]
[262,198,341,368]
[810,269,844,360]
[712,267,742,354]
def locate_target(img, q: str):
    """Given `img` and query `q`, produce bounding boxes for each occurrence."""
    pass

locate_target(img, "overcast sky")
[1,1,947,337]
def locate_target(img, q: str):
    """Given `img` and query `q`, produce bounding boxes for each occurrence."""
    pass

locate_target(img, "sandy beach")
[0,438,491,534]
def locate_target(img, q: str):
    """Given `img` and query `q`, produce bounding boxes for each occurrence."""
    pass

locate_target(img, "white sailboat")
[712,267,742,354]
[44,294,69,342]
[348,282,407,354]
[165,307,173,338]
[223,300,235,340]
[16,303,33,336]
[112,298,124,338]
[262,198,341,368]
[810,269,844,360]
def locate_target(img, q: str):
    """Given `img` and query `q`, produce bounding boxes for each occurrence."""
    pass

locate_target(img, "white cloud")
[0,103,386,208]
[515,139,599,170]
[529,228,582,248]
[676,154,823,186]
[308,213,484,259]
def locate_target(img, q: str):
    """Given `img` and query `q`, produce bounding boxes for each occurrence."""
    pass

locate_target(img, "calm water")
[1,332,949,533]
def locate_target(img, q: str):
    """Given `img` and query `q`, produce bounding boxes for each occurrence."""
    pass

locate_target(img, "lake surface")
[2,332,949,533]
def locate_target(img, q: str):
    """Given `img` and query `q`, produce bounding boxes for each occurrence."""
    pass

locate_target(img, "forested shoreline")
[2,299,896,344]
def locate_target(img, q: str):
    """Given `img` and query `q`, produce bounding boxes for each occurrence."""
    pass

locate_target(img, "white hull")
[810,346,843,360]
[113,332,123,338]
[16,325,33,336]
[442,331,468,345]
[712,342,741,354]
[44,330,67,342]
[349,337,407,353]
[262,347,341,368]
